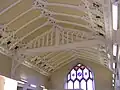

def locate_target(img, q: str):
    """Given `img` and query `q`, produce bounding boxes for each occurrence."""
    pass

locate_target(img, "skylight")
[112,4,118,30]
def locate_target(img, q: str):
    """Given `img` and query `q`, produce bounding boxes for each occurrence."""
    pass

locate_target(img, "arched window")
[65,63,95,90]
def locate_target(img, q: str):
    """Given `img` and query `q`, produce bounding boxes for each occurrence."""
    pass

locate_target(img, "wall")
[0,52,114,90]
[0,52,48,90]
[0,53,12,77]
[14,64,48,90]
[49,59,114,90]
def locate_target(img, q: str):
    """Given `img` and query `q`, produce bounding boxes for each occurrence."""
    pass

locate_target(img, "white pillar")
[11,56,19,79]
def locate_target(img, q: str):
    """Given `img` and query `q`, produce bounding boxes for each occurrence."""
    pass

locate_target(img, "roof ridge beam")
[20,37,105,55]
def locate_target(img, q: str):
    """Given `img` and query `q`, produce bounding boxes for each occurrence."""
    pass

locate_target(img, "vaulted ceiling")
[0,0,112,76]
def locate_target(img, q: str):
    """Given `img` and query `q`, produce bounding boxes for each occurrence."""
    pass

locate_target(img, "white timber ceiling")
[0,0,113,76]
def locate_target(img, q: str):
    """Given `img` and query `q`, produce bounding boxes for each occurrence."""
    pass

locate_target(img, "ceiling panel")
[0,0,32,24]
[8,9,41,31]
[0,0,110,76]
[0,0,17,12]
[15,17,48,38]
[22,25,52,43]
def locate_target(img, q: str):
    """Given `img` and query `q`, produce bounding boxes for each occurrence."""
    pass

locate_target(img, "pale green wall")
[14,64,48,90]
[0,52,48,90]
[49,59,114,90]
[0,52,114,90]
[0,53,12,77]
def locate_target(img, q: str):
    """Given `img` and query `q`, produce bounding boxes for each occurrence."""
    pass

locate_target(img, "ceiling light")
[112,79,115,83]
[113,44,117,56]
[112,74,115,78]
[112,4,118,30]
[30,84,37,88]
[41,85,45,89]
[112,84,114,87]
[17,81,25,84]
[43,89,47,90]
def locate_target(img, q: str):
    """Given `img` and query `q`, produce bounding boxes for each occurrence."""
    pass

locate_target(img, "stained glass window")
[65,63,95,90]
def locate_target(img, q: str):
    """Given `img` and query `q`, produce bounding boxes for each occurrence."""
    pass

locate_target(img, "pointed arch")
[65,63,95,90]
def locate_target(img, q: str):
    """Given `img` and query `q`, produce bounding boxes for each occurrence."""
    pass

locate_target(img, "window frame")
[65,63,95,90]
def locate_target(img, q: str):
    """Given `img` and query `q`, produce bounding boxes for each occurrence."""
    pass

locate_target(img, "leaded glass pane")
[87,79,93,90]
[65,63,95,90]
[81,66,85,69]
[74,80,80,89]
[68,80,73,89]
[71,69,76,81]
[77,68,82,80]
[68,74,70,80]
[83,68,89,80]
[81,79,86,90]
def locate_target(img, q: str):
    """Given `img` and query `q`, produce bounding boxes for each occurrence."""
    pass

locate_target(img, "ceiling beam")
[20,37,105,55]
[0,46,12,57]
[35,56,54,68]
[9,21,48,49]
[53,12,87,21]
[102,0,112,40]
[47,2,102,17]
[24,27,94,49]
[1,15,43,45]
[56,19,93,32]
[83,0,96,31]
[24,28,53,48]
[46,2,87,13]
[23,61,49,76]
